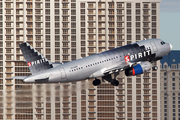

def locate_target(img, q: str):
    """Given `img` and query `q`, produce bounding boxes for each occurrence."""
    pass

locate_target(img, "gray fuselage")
[23,39,172,83]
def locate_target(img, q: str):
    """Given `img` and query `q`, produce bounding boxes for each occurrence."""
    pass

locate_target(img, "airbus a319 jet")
[12,39,172,86]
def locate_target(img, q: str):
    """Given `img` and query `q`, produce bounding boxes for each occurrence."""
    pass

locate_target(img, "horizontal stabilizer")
[10,76,27,80]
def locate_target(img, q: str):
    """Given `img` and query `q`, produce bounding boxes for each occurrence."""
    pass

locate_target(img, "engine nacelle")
[125,61,151,76]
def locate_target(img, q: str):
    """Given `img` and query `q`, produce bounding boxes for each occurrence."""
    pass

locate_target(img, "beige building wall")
[0,0,161,120]
[161,63,180,120]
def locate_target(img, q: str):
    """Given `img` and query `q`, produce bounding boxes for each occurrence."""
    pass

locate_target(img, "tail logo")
[27,58,46,67]
[27,62,32,66]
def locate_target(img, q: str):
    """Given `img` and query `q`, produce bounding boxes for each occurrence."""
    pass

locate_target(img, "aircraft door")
[150,41,158,52]
[59,68,67,80]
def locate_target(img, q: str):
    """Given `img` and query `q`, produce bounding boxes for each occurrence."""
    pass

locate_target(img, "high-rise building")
[0,0,161,120]
[160,51,180,120]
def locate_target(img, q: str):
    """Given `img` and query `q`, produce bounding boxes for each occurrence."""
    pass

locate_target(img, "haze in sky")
[160,0,180,50]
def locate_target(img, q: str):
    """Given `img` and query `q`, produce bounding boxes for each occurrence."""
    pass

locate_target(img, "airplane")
[12,39,172,86]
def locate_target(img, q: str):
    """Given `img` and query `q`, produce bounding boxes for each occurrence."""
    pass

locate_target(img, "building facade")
[0,0,161,119]
[161,51,180,120]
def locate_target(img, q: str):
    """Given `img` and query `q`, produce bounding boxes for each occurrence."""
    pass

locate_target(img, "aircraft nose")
[169,44,173,50]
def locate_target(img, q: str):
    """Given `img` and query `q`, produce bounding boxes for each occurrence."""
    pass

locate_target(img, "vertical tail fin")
[19,42,53,74]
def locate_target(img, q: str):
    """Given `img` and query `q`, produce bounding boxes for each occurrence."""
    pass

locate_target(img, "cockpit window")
[161,41,165,45]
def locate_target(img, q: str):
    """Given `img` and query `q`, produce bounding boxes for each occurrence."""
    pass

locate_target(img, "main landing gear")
[92,78,101,86]
[102,74,119,86]
[92,72,119,86]
[151,61,158,71]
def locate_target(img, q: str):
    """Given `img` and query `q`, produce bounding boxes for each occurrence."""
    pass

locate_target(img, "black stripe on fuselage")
[99,43,156,62]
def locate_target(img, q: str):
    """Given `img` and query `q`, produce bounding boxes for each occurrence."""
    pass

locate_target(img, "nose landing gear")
[152,66,158,70]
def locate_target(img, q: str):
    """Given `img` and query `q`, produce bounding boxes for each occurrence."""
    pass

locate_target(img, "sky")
[160,0,180,50]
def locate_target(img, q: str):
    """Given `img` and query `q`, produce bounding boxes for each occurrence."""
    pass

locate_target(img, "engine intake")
[125,61,151,76]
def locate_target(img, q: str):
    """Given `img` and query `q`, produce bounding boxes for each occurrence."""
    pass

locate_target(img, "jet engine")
[125,61,151,76]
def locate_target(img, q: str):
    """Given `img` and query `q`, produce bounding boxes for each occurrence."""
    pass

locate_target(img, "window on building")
[71,3,76,8]
[173,97,175,100]
[172,72,175,76]
[63,17,68,21]
[172,64,177,69]
[71,29,76,34]
[55,29,60,34]
[63,3,68,8]
[55,35,60,41]
[71,10,76,15]
[45,16,50,21]
[81,22,85,27]
[117,3,123,8]
[81,16,85,21]
[152,3,156,8]
[80,3,85,8]
[55,3,59,8]
[45,3,50,8]
[127,16,131,21]
[55,22,60,28]
[81,9,85,14]
[45,29,50,34]
[55,16,59,21]
[127,3,131,8]
[63,10,68,15]
[136,22,140,27]
[164,72,167,76]
[135,3,140,8]
[81,28,85,33]
[173,105,176,108]
[55,9,59,15]
[71,36,76,41]
[45,9,50,14]
[71,23,76,28]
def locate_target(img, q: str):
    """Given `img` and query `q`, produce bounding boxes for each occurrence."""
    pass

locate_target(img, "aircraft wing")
[103,61,136,74]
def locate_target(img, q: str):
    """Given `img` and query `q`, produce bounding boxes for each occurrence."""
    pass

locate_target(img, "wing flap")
[103,66,123,74]
[103,63,135,74]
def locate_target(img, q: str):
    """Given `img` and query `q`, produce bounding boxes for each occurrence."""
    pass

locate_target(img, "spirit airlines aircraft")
[12,39,172,86]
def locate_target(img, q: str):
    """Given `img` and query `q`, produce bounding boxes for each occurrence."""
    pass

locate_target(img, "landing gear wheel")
[152,66,158,70]
[92,79,101,86]
[111,79,119,86]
